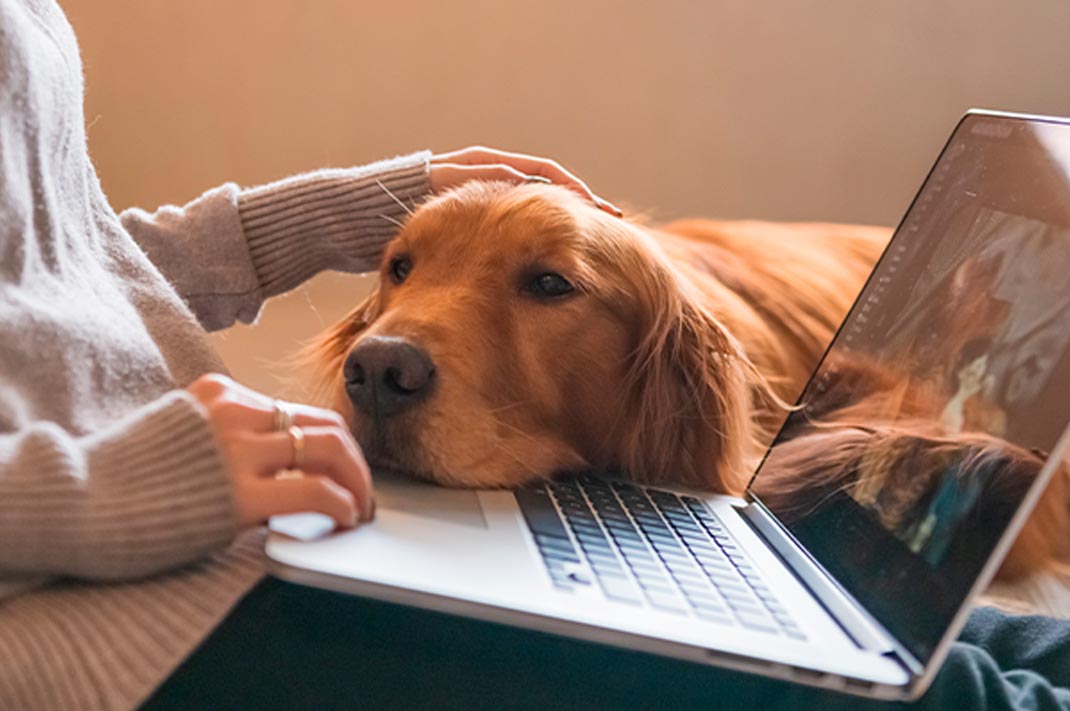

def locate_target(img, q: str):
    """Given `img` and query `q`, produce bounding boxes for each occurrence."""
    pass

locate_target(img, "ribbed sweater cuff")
[237,151,431,298]
[0,392,238,581]
[82,392,237,577]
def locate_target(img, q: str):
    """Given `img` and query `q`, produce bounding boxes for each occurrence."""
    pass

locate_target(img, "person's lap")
[143,577,1070,710]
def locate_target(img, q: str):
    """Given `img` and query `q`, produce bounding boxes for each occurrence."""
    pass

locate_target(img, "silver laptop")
[268,110,1070,700]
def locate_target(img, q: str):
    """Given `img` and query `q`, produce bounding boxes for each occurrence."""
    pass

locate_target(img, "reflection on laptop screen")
[749,114,1070,663]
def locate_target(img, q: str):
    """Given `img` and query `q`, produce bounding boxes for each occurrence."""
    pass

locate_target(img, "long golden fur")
[303,181,1068,579]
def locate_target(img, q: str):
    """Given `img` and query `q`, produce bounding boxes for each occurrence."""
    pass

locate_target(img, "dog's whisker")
[493,441,541,477]
[487,400,535,415]
[493,416,552,450]
[375,179,414,216]
[378,213,406,230]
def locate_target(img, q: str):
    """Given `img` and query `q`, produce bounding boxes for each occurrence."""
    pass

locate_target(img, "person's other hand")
[430,146,622,217]
[187,373,374,530]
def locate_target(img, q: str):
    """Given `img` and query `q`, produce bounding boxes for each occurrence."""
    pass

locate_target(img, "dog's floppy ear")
[617,265,769,494]
[298,284,382,408]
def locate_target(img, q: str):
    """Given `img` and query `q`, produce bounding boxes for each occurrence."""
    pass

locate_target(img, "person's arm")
[121,147,619,333]
[0,391,237,581]
[0,374,374,583]
[120,152,431,332]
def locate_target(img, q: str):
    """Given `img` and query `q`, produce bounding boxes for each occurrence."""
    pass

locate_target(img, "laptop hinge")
[738,501,924,676]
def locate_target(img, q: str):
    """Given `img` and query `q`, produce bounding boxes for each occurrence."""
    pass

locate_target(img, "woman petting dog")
[1,1,1068,709]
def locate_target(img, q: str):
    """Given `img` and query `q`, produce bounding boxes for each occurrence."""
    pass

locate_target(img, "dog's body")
[306,181,1068,579]
[641,219,890,418]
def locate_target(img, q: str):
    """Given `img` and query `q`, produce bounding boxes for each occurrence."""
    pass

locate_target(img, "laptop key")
[569,519,603,533]
[677,576,714,593]
[687,545,725,561]
[549,578,574,591]
[647,544,682,559]
[637,579,675,596]
[655,552,691,568]
[542,548,581,564]
[593,565,628,580]
[668,566,706,582]
[673,524,706,538]
[516,487,571,540]
[716,583,755,601]
[736,612,779,633]
[691,546,730,562]
[533,533,573,551]
[621,553,659,569]
[657,548,692,562]
[686,591,729,608]
[585,550,620,567]
[576,531,610,545]
[697,561,735,579]
[615,536,650,551]
[694,608,735,625]
[609,529,644,543]
[599,577,643,605]
[639,580,676,596]
[625,559,662,576]
[685,592,726,610]
[645,590,689,613]
[614,535,648,550]
[724,594,767,611]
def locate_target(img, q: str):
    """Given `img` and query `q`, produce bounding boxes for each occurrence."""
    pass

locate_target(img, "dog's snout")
[345,336,436,418]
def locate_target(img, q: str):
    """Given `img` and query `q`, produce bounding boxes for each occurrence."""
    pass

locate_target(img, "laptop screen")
[748,113,1070,664]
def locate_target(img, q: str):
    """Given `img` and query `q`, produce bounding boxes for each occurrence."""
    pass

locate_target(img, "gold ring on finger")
[287,425,305,470]
[273,399,296,432]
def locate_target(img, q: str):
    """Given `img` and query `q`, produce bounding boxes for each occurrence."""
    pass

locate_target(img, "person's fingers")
[241,428,375,520]
[430,162,530,191]
[236,475,359,529]
[191,375,376,528]
[431,147,623,217]
[194,383,352,434]
[222,399,350,433]
[434,146,588,193]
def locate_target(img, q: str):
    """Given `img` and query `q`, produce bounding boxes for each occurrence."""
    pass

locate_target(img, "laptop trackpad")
[269,470,488,540]
[372,469,488,529]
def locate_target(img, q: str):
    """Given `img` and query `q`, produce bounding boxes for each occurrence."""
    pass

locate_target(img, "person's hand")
[187,373,374,530]
[430,146,622,217]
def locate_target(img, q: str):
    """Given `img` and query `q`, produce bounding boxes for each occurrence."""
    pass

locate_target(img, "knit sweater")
[0,1,430,707]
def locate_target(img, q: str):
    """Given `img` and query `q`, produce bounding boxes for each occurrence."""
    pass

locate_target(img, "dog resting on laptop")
[303,181,1069,579]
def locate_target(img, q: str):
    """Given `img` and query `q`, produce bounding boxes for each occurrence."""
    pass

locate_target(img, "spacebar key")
[515,487,570,540]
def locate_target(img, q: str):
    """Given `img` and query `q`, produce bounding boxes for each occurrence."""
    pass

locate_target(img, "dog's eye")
[390,256,412,284]
[526,272,574,298]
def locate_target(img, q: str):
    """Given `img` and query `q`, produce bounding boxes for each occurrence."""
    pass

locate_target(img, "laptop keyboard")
[515,475,805,639]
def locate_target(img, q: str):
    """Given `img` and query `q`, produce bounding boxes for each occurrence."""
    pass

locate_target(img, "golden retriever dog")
[303,180,1068,579]
[304,181,886,492]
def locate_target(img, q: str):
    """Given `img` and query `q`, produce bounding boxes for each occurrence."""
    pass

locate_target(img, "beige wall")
[64,1,1070,394]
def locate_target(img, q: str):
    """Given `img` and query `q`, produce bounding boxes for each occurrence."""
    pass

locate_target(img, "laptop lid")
[747,110,1070,666]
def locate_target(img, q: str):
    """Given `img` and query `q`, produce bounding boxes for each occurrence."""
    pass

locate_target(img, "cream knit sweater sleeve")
[120,152,431,331]
[0,392,236,582]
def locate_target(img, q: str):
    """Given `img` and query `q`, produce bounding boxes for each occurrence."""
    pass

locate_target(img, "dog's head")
[305,181,768,491]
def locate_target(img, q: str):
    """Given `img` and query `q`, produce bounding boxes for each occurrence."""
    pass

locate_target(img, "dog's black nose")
[344,336,436,418]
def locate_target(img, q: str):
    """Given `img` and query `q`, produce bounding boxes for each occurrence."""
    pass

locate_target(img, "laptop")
[268,110,1070,700]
